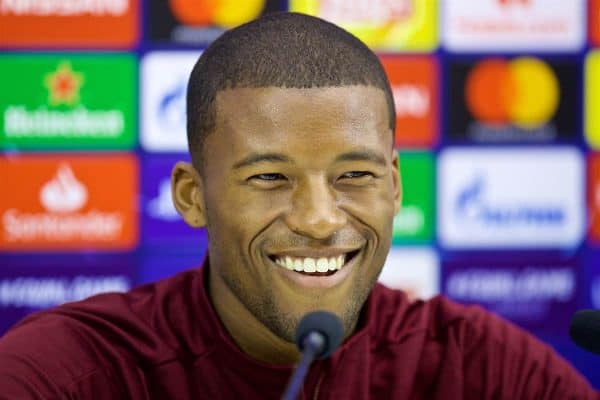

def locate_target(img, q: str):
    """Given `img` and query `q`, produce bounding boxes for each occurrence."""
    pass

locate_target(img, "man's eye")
[341,171,374,179]
[248,173,286,181]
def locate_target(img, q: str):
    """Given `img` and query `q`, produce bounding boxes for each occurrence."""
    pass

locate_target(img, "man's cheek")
[340,199,390,224]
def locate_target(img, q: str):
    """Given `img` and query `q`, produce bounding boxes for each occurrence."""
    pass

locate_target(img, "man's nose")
[284,175,347,240]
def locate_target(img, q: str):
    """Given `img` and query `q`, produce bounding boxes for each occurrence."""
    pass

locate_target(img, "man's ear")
[391,150,402,215]
[171,161,206,228]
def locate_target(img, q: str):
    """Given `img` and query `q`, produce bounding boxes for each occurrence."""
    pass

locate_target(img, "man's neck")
[208,267,301,365]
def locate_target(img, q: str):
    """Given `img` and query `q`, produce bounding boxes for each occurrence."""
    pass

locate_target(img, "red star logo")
[44,61,84,106]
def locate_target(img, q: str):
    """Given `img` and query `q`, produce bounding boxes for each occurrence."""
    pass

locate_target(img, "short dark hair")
[186,12,395,166]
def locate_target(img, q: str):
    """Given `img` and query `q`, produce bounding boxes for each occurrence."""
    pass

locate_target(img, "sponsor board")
[438,147,584,249]
[591,0,600,47]
[588,153,600,243]
[585,51,600,149]
[0,0,138,48]
[140,51,200,152]
[0,154,138,251]
[443,258,579,332]
[379,56,438,148]
[447,56,578,144]
[0,54,136,150]
[392,152,434,243]
[443,0,584,52]
[142,154,208,247]
[290,0,438,51]
[147,0,280,45]
[139,252,206,285]
[0,257,134,334]
[378,247,439,301]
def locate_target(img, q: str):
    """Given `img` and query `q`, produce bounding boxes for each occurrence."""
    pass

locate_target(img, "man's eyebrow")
[334,150,387,166]
[232,153,293,169]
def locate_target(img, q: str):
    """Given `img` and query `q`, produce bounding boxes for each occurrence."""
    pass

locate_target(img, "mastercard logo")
[168,0,265,28]
[465,57,559,129]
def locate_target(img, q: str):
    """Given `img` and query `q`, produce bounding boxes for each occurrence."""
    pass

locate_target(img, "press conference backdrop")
[1,0,599,386]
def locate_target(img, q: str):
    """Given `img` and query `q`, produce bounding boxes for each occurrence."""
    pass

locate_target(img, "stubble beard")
[224,268,378,344]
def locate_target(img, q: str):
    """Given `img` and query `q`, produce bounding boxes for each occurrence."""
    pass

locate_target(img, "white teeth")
[304,258,316,273]
[316,258,328,272]
[285,256,294,270]
[273,254,351,273]
[328,257,336,271]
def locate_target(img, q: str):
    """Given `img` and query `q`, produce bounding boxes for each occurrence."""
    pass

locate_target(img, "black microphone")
[569,309,600,354]
[281,311,344,400]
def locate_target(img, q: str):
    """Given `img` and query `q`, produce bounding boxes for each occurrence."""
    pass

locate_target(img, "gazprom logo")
[157,79,186,132]
[455,176,565,227]
[438,147,584,248]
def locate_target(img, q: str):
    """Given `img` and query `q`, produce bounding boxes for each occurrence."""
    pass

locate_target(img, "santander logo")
[0,155,137,250]
[39,164,88,213]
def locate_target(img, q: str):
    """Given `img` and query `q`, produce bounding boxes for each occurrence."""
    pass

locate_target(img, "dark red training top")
[0,263,597,399]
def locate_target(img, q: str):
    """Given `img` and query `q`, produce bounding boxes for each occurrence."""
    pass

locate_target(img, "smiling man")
[173,82,399,365]
[0,12,599,400]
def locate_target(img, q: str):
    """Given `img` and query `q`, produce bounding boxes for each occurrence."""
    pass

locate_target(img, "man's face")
[199,85,400,341]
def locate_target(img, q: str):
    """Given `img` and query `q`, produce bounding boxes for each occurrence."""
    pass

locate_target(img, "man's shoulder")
[0,268,208,398]
[367,285,599,398]
[369,283,520,347]
[0,267,206,369]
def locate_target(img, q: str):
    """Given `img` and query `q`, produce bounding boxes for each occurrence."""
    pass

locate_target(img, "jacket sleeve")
[458,305,600,399]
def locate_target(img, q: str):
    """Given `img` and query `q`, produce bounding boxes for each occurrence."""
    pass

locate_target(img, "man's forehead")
[205,85,393,160]
[214,85,389,124]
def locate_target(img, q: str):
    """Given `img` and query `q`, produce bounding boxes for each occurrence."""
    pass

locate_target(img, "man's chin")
[260,309,300,343]
[265,299,362,345]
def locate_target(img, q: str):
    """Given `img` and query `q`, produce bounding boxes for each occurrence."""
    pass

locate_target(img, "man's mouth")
[269,250,361,277]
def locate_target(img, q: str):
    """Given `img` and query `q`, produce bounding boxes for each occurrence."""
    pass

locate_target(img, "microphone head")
[570,309,600,354]
[295,311,344,359]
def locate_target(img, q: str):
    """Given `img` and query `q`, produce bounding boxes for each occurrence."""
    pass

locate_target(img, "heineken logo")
[0,54,135,150]
[392,152,434,243]
[4,60,123,138]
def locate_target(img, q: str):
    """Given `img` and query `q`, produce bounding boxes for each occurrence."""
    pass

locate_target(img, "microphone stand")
[281,332,325,400]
